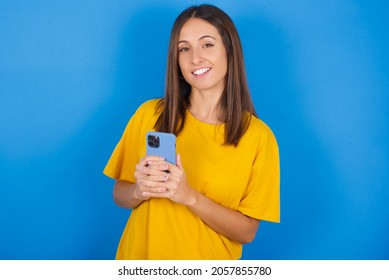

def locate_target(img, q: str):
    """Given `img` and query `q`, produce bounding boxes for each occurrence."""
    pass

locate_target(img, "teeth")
[193,68,210,75]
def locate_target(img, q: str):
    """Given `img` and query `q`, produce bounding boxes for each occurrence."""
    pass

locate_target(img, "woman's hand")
[112,155,168,209]
[139,154,195,205]
[133,155,169,200]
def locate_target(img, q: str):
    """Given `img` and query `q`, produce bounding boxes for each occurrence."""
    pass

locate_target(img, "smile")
[192,67,211,76]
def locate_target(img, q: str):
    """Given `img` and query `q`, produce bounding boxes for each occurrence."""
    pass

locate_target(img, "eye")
[178,46,190,52]
[203,43,214,48]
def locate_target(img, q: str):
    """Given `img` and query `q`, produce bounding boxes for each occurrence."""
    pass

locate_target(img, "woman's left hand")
[140,154,195,206]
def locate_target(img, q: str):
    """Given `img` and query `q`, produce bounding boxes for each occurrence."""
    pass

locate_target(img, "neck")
[189,89,223,124]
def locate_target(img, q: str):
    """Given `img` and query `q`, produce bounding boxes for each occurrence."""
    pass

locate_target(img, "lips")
[192,67,211,76]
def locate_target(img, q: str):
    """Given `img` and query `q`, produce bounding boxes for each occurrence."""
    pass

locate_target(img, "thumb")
[176,154,184,170]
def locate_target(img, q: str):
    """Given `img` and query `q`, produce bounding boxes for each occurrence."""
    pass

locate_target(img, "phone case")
[146,131,176,164]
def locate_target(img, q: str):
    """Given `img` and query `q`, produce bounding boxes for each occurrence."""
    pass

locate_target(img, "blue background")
[1,0,388,259]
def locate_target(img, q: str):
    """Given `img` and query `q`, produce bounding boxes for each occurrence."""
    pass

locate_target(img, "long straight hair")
[155,4,257,146]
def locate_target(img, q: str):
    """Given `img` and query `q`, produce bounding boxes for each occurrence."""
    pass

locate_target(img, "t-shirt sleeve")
[103,109,143,183]
[103,100,156,183]
[237,125,280,223]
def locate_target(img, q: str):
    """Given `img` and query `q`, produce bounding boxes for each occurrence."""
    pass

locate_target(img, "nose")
[191,47,204,65]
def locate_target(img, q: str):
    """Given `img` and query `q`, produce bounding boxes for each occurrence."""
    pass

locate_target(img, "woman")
[104,4,280,260]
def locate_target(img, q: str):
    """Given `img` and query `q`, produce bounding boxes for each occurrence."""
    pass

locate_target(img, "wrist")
[132,183,145,201]
[185,188,199,207]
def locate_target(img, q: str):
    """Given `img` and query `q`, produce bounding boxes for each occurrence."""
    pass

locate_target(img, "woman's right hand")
[114,156,169,209]
[133,155,169,200]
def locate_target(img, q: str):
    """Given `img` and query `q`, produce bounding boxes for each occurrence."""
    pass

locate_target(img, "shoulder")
[243,115,278,148]
[131,98,162,119]
[136,98,161,114]
[248,115,275,136]
[123,98,162,131]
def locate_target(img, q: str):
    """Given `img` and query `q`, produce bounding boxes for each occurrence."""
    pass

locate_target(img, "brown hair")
[155,4,257,146]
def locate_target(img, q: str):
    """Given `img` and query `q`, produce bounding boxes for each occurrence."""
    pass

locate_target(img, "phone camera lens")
[148,135,160,148]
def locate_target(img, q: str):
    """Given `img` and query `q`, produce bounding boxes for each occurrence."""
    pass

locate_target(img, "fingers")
[139,179,169,197]
[135,157,167,178]
[145,173,169,183]
[134,155,187,199]
[143,155,165,162]
[176,154,183,169]
[134,156,170,197]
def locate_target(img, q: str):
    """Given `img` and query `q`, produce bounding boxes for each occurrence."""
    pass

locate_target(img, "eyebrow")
[178,35,217,44]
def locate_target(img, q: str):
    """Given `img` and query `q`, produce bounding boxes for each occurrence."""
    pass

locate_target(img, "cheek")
[178,57,192,79]
[178,55,188,70]
[221,52,228,68]
[178,61,186,78]
[217,54,228,76]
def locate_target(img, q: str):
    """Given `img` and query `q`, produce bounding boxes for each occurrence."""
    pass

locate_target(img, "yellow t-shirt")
[104,99,280,260]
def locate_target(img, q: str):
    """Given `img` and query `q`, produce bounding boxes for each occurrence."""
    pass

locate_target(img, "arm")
[113,180,144,209]
[186,188,260,244]
[140,155,260,244]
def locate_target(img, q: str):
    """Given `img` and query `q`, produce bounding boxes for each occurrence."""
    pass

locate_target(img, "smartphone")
[146,131,176,165]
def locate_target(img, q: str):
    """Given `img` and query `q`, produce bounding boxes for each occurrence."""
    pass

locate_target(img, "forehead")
[178,18,221,41]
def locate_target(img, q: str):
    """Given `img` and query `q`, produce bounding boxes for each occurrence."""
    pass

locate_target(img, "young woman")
[104,4,280,260]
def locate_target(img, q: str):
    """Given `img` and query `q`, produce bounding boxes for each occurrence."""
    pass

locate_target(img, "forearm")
[113,180,144,209]
[141,157,260,243]
[186,189,260,244]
